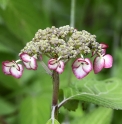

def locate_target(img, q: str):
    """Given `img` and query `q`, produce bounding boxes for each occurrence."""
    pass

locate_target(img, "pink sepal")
[20,53,37,70]
[72,58,86,68]
[3,61,14,67]
[72,58,92,79]
[48,59,58,70]
[23,60,37,70]
[2,62,11,75]
[82,58,92,73]
[101,49,106,55]
[91,43,108,57]
[29,57,37,70]
[23,62,31,70]
[3,61,20,71]
[48,59,65,74]
[20,53,31,62]
[93,54,113,74]
[104,54,113,68]
[72,66,88,79]
[10,64,23,78]
[2,61,23,78]
[55,61,64,74]
[100,43,109,49]
[93,56,104,74]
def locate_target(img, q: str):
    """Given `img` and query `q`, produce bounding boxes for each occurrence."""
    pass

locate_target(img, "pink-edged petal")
[23,61,31,69]
[10,64,23,78]
[12,61,20,71]
[3,61,14,67]
[104,54,113,68]
[48,59,58,70]
[100,43,109,49]
[82,58,92,73]
[56,61,64,74]
[101,49,106,55]
[2,65,11,75]
[72,58,86,68]
[20,53,31,62]
[93,56,104,74]
[2,61,20,72]
[18,64,24,74]
[72,65,88,79]
[29,57,37,70]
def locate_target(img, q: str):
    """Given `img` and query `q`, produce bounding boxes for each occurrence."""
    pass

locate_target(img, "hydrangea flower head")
[2,25,113,79]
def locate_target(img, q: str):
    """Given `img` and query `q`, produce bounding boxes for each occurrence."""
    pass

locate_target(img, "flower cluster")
[2,25,113,79]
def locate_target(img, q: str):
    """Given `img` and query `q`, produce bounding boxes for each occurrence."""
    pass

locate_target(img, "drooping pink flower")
[100,43,108,49]
[20,53,37,70]
[72,58,92,79]
[2,61,23,78]
[100,43,109,55]
[48,59,64,74]
[93,54,113,74]
[92,43,108,57]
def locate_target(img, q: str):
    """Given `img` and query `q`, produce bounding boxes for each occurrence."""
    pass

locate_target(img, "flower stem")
[70,0,76,27]
[68,0,76,85]
[40,60,52,76]
[51,71,59,119]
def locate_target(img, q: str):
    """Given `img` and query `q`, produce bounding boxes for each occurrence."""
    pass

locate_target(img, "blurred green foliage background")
[0,0,122,124]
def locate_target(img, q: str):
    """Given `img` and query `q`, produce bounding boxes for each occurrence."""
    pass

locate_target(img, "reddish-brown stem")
[51,71,59,119]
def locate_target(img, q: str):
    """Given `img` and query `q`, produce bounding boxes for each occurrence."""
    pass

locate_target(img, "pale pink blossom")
[2,61,23,78]
[92,43,108,57]
[100,43,108,55]
[93,54,113,74]
[72,58,92,79]
[48,59,64,74]
[20,53,37,70]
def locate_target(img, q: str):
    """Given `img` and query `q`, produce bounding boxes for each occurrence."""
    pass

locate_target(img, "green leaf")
[63,100,79,111]
[0,0,50,42]
[0,0,9,10]
[59,89,79,111]
[0,97,15,115]
[19,95,51,124]
[59,78,122,110]
[0,25,24,53]
[46,118,60,124]
[71,107,113,124]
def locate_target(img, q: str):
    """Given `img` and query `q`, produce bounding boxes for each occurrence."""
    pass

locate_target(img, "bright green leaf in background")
[0,97,15,115]
[0,0,9,10]
[0,0,51,43]
[0,25,24,53]
[59,89,79,111]
[63,100,79,111]
[19,95,51,124]
[71,107,113,124]
[61,78,122,110]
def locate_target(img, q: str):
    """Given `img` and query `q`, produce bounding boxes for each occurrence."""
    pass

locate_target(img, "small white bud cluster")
[19,25,102,59]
